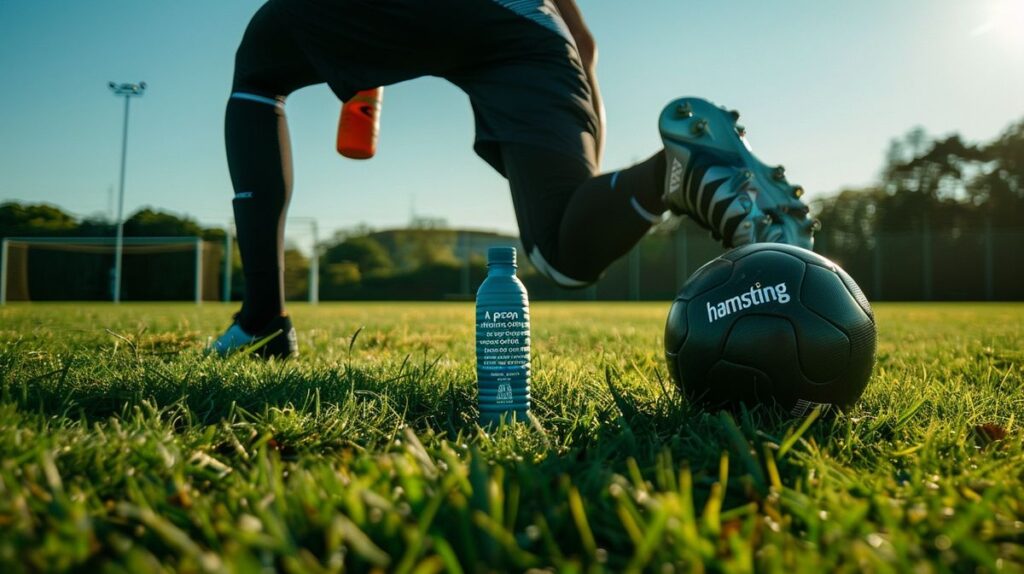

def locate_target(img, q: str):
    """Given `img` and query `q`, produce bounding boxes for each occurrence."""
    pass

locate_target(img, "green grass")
[0,302,1022,573]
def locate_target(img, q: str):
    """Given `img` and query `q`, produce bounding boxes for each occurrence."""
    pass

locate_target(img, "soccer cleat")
[208,314,298,359]
[659,97,818,249]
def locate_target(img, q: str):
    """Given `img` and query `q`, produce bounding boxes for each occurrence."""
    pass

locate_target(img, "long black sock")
[555,151,667,281]
[225,95,292,332]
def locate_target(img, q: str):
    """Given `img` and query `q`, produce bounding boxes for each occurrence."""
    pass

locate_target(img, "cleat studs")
[675,102,694,118]
[736,125,746,137]
[691,118,709,135]
[772,166,786,181]
[729,109,740,121]
[793,186,805,199]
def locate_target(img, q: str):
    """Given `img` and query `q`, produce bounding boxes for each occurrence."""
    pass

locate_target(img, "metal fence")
[4,225,1022,303]
[814,227,1024,301]
[581,223,1024,302]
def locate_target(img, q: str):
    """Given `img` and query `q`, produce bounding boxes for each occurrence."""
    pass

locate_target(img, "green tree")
[382,229,458,270]
[283,248,309,300]
[812,186,884,253]
[974,118,1024,227]
[0,202,78,237]
[123,208,204,237]
[880,131,985,230]
[321,236,393,275]
[77,216,116,237]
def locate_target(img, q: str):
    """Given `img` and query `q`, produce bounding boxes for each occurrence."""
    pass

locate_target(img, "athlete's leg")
[215,0,453,357]
[555,152,666,283]
[227,2,321,333]
[500,144,667,286]
[440,0,670,285]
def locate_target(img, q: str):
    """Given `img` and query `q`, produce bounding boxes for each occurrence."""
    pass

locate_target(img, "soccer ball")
[664,243,876,416]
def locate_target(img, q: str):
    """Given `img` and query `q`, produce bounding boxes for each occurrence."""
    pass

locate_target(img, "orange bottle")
[336,87,382,159]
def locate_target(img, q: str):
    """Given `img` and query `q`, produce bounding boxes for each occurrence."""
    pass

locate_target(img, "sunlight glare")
[977,0,1024,53]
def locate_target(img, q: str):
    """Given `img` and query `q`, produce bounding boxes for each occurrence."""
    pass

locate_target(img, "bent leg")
[501,144,667,286]
[440,0,668,286]
[555,152,667,283]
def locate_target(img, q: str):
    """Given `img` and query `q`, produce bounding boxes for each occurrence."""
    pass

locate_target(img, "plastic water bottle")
[476,246,531,426]
[336,87,382,159]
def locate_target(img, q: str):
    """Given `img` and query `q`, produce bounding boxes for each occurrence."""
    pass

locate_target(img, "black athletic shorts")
[233,0,600,174]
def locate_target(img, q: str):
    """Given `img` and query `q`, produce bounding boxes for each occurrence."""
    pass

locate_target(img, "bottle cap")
[487,246,517,266]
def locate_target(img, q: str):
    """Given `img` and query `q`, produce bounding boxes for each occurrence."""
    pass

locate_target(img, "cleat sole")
[659,97,815,249]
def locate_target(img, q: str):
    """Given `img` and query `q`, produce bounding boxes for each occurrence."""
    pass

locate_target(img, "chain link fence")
[584,222,1024,301]
[5,224,1021,303]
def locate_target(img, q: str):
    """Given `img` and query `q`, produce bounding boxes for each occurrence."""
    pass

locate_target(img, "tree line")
[3,115,1022,301]
[813,119,1024,252]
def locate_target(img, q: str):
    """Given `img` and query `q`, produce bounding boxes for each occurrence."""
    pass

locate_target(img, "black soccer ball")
[664,243,876,416]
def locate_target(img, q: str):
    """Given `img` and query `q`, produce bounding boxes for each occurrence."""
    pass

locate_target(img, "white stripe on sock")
[630,196,664,224]
[231,92,284,108]
[529,248,590,288]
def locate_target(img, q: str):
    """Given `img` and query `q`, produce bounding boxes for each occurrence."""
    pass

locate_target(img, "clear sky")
[1,0,1022,239]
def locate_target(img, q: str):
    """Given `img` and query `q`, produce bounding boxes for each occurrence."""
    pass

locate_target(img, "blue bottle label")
[476,306,530,411]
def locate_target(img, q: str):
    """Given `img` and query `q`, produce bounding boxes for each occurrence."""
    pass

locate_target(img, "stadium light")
[108,81,146,303]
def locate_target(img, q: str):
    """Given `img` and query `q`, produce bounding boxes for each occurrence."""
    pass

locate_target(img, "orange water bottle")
[336,87,382,159]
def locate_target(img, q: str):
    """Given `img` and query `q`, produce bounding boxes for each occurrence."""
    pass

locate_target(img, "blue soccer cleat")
[208,314,298,359]
[659,97,818,249]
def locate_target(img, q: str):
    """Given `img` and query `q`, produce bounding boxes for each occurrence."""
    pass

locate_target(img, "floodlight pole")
[109,81,146,304]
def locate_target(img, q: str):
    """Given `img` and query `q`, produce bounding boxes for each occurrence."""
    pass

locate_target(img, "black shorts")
[234,0,600,174]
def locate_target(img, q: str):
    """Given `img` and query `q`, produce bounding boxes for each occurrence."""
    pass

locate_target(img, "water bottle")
[336,87,382,159]
[476,246,530,426]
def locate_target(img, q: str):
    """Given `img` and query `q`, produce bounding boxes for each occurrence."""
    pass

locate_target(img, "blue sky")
[1,0,1022,238]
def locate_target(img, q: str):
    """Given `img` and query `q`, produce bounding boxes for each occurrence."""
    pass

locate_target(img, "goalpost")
[222,217,321,305]
[0,236,214,305]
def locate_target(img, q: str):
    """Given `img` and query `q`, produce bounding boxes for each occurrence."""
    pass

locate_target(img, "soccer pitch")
[0,302,1021,572]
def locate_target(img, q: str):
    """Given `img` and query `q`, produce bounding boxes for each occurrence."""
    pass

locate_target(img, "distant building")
[367,227,524,272]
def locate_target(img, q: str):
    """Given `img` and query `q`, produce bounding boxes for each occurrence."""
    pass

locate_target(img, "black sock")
[555,151,667,281]
[633,151,667,214]
[225,95,291,332]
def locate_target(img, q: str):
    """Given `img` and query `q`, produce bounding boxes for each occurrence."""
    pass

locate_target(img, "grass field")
[0,302,1022,573]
